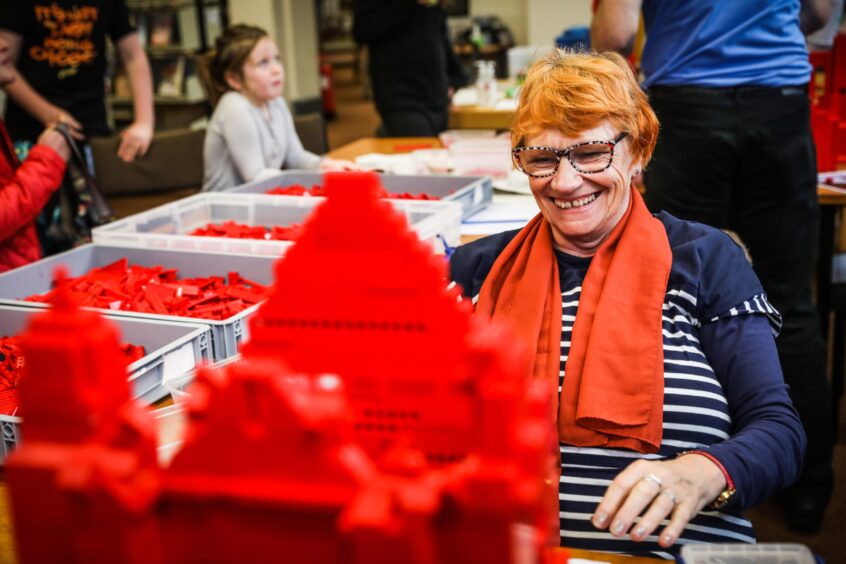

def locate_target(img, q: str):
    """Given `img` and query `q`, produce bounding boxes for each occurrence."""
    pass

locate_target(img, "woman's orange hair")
[512,50,659,167]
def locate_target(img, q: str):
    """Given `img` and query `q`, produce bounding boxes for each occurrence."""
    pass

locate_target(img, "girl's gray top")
[202,91,322,192]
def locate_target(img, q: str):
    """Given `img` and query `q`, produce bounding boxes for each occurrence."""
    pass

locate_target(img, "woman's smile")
[552,192,599,210]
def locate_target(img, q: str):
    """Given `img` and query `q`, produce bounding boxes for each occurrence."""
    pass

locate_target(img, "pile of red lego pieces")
[0,336,25,414]
[266,183,440,200]
[23,258,269,321]
[0,335,145,415]
[189,220,304,241]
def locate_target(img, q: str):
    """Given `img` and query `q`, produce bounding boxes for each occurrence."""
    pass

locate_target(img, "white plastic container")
[227,170,492,219]
[163,353,242,404]
[679,543,815,564]
[92,192,463,256]
[450,138,513,180]
[818,169,846,187]
[438,129,497,149]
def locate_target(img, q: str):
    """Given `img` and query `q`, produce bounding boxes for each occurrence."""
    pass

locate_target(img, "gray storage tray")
[227,170,491,219]
[0,305,212,464]
[0,244,276,361]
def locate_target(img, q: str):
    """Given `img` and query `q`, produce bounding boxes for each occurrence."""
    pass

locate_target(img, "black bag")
[37,125,116,255]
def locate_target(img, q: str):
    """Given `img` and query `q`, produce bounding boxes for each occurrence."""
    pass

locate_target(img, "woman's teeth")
[554,193,597,209]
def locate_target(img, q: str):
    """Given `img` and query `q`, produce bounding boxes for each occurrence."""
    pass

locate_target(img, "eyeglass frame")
[512,132,629,178]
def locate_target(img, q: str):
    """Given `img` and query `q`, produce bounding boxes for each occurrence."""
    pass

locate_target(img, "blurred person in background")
[353,0,467,137]
[0,0,154,163]
[0,36,69,273]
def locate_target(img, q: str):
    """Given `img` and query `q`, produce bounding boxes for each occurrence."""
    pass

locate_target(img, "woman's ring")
[642,473,663,488]
[659,489,677,505]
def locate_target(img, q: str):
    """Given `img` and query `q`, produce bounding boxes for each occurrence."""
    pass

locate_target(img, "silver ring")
[659,489,677,505]
[642,473,663,488]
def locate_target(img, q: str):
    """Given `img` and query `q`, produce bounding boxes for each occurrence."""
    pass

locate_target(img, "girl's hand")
[591,455,726,548]
[319,157,361,172]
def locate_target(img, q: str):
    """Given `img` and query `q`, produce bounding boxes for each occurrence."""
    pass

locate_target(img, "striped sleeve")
[705,293,782,336]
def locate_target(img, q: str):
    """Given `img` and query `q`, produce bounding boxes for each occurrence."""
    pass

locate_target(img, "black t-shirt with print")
[0,0,135,142]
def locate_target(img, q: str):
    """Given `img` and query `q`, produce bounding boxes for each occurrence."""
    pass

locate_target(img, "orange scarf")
[476,188,671,453]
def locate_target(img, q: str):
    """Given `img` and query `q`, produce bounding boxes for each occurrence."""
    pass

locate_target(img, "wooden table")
[565,548,659,563]
[449,79,517,130]
[449,104,515,130]
[327,137,443,161]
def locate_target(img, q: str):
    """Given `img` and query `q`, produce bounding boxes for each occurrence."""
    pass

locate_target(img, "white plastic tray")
[92,192,462,255]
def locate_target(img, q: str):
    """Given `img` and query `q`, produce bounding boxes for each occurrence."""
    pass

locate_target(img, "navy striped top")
[450,212,805,559]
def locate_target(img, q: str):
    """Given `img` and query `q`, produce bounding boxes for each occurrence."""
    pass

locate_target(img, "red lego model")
[6,269,161,563]
[810,34,846,170]
[7,172,562,563]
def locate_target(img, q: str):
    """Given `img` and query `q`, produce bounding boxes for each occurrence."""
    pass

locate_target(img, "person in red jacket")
[0,36,69,273]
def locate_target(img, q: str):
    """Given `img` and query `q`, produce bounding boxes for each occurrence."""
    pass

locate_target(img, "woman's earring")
[633,168,641,176]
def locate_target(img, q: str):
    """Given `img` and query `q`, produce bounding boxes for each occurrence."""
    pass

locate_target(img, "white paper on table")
[461,196,538,236]
[451,87,479,106]
[494,98,518,111]
[354,153,419,175]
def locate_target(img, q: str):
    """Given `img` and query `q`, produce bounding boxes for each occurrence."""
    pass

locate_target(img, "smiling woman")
[449,49,806,559]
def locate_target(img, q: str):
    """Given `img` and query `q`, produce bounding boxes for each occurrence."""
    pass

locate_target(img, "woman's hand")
[118,120,154,162]
[591,455,726,548]
[319,157,362,172]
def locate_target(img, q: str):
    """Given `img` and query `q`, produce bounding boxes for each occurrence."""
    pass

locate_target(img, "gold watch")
[676,450,737,510]
[708,486,737,510]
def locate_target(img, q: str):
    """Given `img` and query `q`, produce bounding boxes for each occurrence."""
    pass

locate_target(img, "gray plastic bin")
[0,244,276,361]
[0,304,212,464]
[227,170,492,219]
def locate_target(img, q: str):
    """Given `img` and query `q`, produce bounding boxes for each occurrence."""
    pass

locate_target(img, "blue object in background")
[555,26,590,51]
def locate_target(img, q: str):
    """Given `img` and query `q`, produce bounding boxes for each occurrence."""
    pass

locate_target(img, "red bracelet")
[681,450,735,490]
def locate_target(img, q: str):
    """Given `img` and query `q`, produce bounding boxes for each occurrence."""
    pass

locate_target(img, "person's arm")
[800,0,833,34]
[0,30,83,136]
[216,96,281,182]
[590,0,643,56]
[0,127,68,243]
[695,312,806,510]
[590,311,805,549]
[115,32,154,162]
[352,0,417,44]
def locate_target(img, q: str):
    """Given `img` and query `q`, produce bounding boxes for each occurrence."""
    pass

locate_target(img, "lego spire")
[18,267,134,443]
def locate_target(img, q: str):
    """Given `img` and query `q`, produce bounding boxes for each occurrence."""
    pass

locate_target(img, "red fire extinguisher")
[320,56,337,119]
